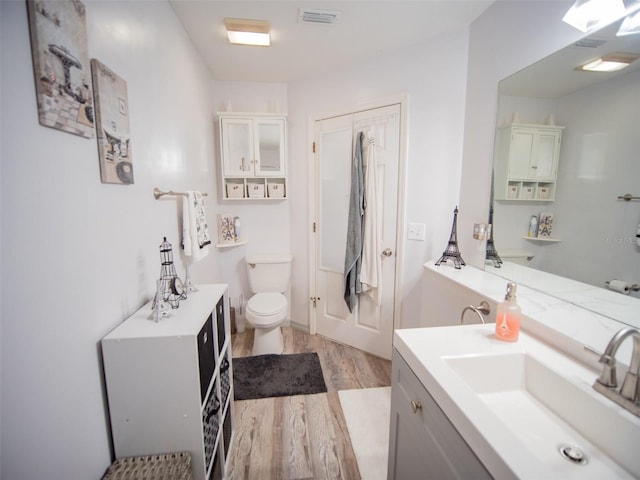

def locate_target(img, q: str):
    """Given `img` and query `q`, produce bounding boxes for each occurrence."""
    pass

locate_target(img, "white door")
[312,104,401,359]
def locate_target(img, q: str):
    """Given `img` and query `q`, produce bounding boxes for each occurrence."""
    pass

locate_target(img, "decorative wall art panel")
[217,214,235,244]
[91,59,134,184]
[26,0,95,138]
[538,212,554,238]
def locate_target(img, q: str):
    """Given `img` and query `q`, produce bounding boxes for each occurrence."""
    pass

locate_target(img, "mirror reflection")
[487,16,640,327]
[258,123,281,171]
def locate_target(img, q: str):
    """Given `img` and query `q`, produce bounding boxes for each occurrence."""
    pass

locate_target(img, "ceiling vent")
[574,37,607,48]
[298,8,341,25]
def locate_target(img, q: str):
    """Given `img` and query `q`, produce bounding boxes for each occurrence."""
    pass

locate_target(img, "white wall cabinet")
[494,124,564,201]
[387,349,492,480]
[102,285,234,480]
[218,113,287,200]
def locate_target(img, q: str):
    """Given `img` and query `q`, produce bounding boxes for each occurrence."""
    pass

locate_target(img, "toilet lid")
[246,293,287,316]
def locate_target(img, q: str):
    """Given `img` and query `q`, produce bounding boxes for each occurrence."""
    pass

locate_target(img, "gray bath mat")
[233,352,327,400]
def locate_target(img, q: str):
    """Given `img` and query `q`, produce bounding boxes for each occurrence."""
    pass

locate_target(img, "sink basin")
[445,352,640,478]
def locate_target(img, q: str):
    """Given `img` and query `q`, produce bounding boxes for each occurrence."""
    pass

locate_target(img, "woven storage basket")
[268,183,285,198]
[102,452,192,480]
[226,183,244,198]
[247,183,265,198]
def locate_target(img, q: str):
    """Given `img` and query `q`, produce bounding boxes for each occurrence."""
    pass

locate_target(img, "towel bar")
[153,187,208,199]
[617,193,639,201]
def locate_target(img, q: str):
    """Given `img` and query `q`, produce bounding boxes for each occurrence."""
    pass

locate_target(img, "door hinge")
[313,222,316,233]
[310,296,321,307]
[312,141,316,153]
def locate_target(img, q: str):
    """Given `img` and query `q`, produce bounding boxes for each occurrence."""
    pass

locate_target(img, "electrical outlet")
[408,222,426,241]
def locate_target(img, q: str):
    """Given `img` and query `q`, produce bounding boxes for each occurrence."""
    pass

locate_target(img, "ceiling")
[500,15,640,98]
[169,0,495,83]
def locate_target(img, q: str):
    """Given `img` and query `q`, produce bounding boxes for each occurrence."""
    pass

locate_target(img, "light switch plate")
[408,222,426,241]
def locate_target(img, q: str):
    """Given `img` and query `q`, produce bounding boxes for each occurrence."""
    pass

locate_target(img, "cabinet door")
[508,129,535,179]
[221,118,253,176]
[388,351,492,480]
[531,130,560,179]
[254,119,285,176]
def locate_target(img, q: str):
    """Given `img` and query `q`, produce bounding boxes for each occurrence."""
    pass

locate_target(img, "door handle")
[382,248,393,257]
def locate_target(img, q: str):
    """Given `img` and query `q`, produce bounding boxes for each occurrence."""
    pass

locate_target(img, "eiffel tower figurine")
[435,206,466,269]
[485,206,502,268]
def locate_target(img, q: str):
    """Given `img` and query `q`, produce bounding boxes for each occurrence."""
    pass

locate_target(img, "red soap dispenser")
[495,283,521,342]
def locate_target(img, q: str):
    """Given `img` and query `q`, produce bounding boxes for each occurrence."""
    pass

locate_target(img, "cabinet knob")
[410,400,422,414]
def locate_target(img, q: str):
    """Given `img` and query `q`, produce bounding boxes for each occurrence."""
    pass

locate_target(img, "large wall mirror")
[487,14,640,329]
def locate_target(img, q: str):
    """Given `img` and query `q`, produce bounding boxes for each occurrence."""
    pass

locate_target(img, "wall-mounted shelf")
[494,124,564,202]
[218,112,288,200]
[215,240,247,249]
[522,236,562,243]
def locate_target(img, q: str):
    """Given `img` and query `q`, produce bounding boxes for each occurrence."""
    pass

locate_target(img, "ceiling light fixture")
[578,52,640,71]
[562,0,627,32]
[224,18,270,46]
[617,8,640,36]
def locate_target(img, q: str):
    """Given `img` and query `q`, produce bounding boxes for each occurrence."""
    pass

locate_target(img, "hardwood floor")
[227,327,392,480]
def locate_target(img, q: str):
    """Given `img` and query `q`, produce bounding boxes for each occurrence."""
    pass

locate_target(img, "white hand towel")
[183,191,210,262]
[360,132,382,306]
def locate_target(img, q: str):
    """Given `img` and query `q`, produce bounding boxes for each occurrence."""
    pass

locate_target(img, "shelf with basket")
[101,285,234,480]
[494,123,564,202]
[218,112,288,200]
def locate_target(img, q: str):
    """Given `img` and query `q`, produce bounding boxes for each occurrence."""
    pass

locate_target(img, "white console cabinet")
[102,285,234,480]
[218,113,287,200]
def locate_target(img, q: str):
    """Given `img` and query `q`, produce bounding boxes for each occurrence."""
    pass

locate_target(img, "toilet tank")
[246,255,293,293]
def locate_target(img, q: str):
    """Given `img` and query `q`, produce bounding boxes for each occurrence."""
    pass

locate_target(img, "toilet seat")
[246,293,287,327]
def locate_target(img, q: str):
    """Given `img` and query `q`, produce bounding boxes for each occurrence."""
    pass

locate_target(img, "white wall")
[550,70,640,289]
[0,1,220,477]
[287,29,471,330]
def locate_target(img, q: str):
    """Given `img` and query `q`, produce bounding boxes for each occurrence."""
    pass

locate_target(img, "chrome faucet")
[593,327,640,417]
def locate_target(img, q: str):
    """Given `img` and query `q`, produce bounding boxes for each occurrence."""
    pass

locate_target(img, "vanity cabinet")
[102,285,234,480]
[218,113,287,200]
[494,124,564,201]
[387,350,491,480]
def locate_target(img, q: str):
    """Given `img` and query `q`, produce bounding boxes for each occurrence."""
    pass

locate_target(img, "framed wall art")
[217,214,236,244]
[91,59,134,184]
[26,0,95,138]
[538,212,554,238]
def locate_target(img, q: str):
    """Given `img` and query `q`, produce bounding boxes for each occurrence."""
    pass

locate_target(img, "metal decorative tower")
[153,237,186,310]
[435,206,466,269]
[485,206,503,268]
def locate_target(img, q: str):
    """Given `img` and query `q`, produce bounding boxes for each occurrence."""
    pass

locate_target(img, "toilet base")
[252,325,284,356]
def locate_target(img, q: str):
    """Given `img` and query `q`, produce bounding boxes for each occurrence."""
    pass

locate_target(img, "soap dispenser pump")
[495,283,521,342]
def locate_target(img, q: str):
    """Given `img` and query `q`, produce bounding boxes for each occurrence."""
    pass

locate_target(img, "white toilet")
[245,254,292,356]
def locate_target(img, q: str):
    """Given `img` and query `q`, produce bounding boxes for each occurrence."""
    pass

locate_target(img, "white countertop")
[424,261,636,365]
[103,284,227,339]
[394,325,640,479]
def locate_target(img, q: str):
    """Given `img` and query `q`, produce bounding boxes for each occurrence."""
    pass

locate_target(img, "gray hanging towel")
[344,132,365,312]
